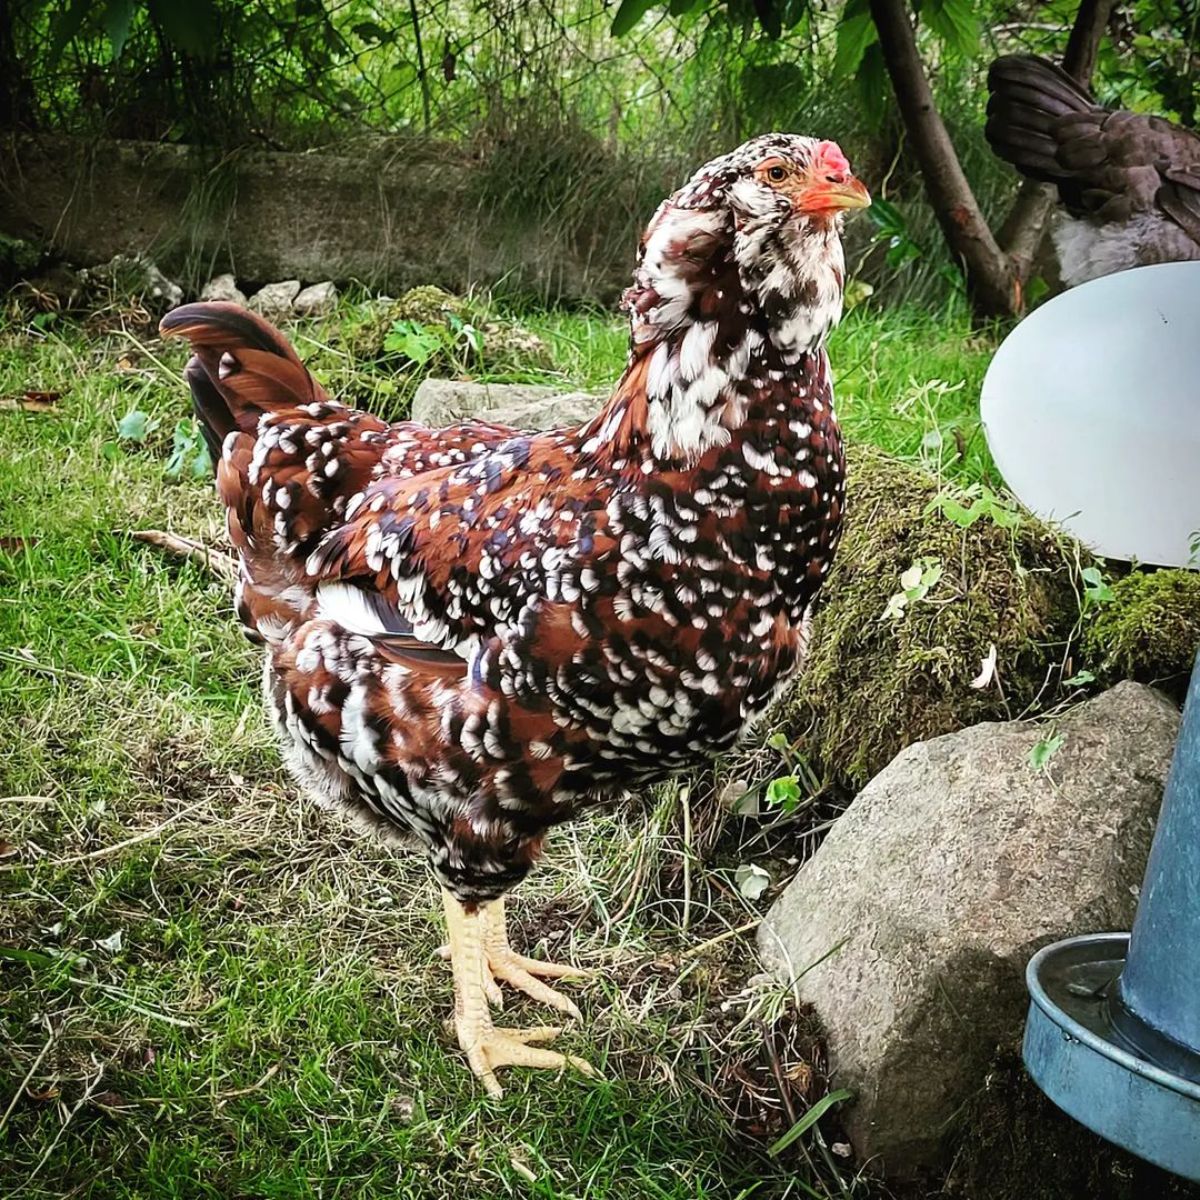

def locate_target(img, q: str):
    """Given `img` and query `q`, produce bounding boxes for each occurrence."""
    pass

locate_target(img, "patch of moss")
[1084,569,1200,693]
[388,283,469,324]
[786,447,1083,786]
[340,285,550,371]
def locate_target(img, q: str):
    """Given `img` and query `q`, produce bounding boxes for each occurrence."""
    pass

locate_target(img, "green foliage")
[926,483,1022,531]
[116,407,154,443]
[1080,564,1116,611]
[164,418,212,482]
[866,198,924,270]
[1027,729,1065,771]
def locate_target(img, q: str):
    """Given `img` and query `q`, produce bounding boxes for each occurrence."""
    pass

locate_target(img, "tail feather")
[160,302,329,466]
[986,54,1099,185]
[183,356,233,466]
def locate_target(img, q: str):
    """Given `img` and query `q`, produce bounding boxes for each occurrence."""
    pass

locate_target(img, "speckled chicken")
[160,133,869,1095]
[987,54,1200,285]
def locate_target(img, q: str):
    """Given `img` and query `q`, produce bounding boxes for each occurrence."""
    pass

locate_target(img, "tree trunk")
[869,0,1117,318]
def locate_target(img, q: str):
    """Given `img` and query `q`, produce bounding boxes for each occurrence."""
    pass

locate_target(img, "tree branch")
[1062,0,1117,82]
[868,0,1017,316]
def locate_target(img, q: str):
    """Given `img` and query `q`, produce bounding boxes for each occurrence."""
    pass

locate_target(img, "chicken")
[159,133,870,1096]
[986,54,1200,286]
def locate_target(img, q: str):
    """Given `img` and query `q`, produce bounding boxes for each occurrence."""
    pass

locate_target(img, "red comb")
[814,140,851,178]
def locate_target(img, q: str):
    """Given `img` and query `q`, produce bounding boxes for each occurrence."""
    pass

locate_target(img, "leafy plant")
[866,198,923,270]
[926,484,1022,531]
[762,731,821,819]
[382,317,482,369]
[1028,729,1065,771]
[164,419,212,481]
[1081,565,1115,612]
[383,320,446,367]
[116,408,156,444]
[883,557,943,620]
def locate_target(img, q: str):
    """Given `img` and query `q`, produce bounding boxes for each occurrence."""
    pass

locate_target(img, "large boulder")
[757,682,1180,1178]
[411,379,600,431]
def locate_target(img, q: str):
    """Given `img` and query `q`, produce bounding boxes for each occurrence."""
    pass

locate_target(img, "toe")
[503,953,591,980]
[492,965,583,1020]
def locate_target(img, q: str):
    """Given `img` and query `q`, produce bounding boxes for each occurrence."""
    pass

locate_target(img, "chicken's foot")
[442,889,596,1097]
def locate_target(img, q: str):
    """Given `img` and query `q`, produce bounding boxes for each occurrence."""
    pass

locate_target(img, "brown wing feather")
[987,53,1200,246]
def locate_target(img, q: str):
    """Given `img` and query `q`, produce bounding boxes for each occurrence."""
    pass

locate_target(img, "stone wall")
[0,134,636,303]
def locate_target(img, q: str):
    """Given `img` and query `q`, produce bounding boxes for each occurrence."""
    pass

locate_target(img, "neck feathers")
[580,203,845,464]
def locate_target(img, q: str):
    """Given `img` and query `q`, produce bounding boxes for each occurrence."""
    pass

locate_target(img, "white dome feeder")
[982,261,1200,568]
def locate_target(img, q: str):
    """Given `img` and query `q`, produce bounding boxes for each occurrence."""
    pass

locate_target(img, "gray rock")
[757,682,1180,1178]
[410,379,601,432]
[84,252,182,311]
[293,280,338,317]
[199,273,247,305]
[247,280,301,322]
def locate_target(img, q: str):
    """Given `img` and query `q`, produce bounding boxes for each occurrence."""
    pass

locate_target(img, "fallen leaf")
[735,862,771,900]
[0,391,61,413]
[26,1086,60,1102]
[970,643,998,690]
[0,841,17,859]
[509,1156,537,1184]
[0,536,37,553]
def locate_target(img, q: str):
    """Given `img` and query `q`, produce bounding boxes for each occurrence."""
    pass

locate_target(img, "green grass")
[0,298,994,1199]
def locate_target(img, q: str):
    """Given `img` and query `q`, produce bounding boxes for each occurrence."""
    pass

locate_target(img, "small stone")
[293,280,338,317]
[718,777,753,814]
[757,682,1180,1178]
[84,253,182,312]
[247,280,301,322]
[410,379,601,432]
[199,273,247,305]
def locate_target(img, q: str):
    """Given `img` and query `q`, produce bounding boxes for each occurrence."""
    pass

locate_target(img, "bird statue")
[159,133,870,1096]
[986,53,1200,286]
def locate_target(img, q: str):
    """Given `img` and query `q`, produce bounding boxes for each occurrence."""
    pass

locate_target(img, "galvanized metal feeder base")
[1025,932,1200,1181]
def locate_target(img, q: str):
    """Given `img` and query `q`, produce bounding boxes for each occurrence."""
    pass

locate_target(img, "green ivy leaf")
[383,321,445,366]
[765,775,801,812]
[922,0,979,59]
[47,0,94,67]
[102,0,136,60]
[610,0,656,37]
[117,409,153,443]
[1028,731,1065,771]
[832,0,878,81]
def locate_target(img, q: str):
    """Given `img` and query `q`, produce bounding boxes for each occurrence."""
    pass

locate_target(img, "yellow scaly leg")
[442,889,596,1097]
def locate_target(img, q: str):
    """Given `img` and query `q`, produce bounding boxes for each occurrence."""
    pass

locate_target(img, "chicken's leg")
[480,894,589,1018]
[442,890,596,1097]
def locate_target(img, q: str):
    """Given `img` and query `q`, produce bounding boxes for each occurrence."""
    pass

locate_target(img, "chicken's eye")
[766,165,787,183]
